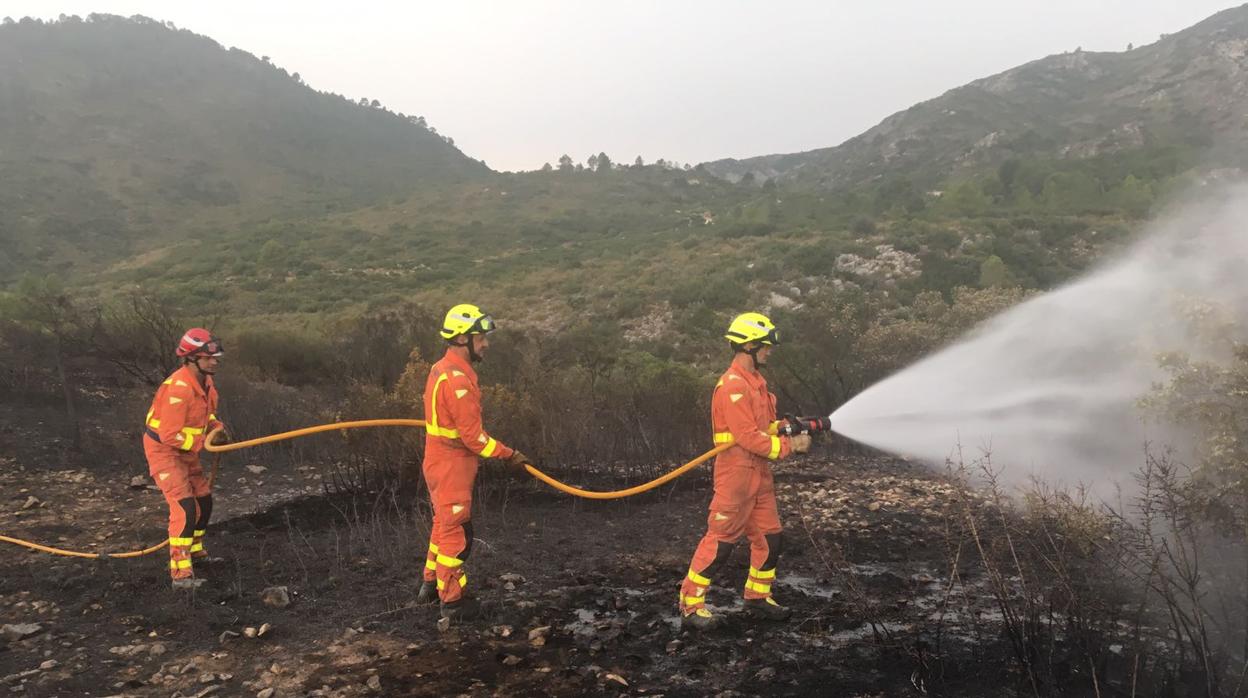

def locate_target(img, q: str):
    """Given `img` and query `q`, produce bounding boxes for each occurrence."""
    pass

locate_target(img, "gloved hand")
[505,450,532,468]
[790,434,812,454]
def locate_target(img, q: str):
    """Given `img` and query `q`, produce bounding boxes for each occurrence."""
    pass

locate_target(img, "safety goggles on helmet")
[198,339,224,357]
[468,314,495,335]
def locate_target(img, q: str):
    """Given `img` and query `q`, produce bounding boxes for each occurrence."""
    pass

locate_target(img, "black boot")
[440,597,480,622]
[680,607,724,631]
[743,597,791,621]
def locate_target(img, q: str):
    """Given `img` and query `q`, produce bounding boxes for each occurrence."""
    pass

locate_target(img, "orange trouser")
[680,463,783,614]
[422,453,477,603]
[144,437,213,578]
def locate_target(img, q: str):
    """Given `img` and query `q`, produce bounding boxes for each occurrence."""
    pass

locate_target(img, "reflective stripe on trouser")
[683,463,782,609]
[190,494,213,558]
[429,499,473,603]
[744,565,776,599]
[146,440,211,579]
[169,538,194,580]
[434,546,469,601]
[423,541,439,582]
[679,568,711,614]
[423,450,477,604]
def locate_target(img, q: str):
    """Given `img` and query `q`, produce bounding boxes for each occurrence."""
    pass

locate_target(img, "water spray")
[825,184,1248,489]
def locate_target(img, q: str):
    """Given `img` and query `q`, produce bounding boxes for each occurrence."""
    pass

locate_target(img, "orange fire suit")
[142,365,223,580]
[679,364,793,615]
[421,350,515,603]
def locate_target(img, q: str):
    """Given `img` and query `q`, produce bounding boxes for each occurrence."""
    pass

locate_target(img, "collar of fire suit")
[723,363,766,393]
[440,348,477,383]
[170,365,211,398]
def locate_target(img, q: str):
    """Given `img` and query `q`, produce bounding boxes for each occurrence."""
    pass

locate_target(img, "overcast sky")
[6,1,1243,171]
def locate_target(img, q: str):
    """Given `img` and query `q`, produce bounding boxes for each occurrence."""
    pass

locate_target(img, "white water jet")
[829,184,1248,488]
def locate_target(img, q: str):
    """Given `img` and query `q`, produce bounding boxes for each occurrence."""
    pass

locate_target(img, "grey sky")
[7,1,1242,171]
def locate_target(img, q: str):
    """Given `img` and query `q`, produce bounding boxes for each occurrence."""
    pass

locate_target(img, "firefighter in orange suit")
[143,328,226,590]
[417,304,529,621]
[678,312,811,630]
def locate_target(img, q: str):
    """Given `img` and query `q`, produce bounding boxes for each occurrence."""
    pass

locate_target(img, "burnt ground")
[1,379,1133,698]
[0,424,1074,698]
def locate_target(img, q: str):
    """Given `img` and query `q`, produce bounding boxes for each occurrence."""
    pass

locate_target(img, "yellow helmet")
[440,303,496,340]
[725,312,780,346]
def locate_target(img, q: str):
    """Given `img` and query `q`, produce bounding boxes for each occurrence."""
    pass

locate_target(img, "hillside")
[0,9,1232,408]
[704,4,1248,188]
[0,14,487,281]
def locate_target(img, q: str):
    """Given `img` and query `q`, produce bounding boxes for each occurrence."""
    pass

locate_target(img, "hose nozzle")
[776,415,832,436]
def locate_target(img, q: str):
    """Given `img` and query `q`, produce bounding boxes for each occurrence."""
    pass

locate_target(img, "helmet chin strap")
[458,336,483,363]
[190,356,216,375]
[747,346,764,370]
[737,344,765,370]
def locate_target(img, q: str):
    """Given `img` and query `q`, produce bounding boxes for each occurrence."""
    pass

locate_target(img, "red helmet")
[176,328,224,358]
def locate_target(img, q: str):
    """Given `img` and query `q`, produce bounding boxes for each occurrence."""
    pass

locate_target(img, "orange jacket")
[711,364,791,468]
[143,365,222,454]
[423,350,515,462]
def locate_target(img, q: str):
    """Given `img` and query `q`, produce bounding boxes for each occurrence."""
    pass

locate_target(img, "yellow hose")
[1,454,221,558]
[202,418,729,500]
[5,417,738,556]
[523,443,730,499]
[203,418,427,452]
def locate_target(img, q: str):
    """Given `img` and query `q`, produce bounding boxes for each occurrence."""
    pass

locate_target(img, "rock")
[38,660,57,670]
[868,501,882,512]
[492,625,513,638]
[366,675,381,691]
[501,654,522,666]
[193,687,221,698]
[499,573,525,584]
[604,673,628,687]
[200,672,218,684]
[504,582,516,591]
[108,644,149,657]
[246,465,268,475]
[218,630,240,644]
[257,689,275,698]
[21,496,41,510]
[129,476,150,489]
[1,624,42,642]
[244,627,258,638]
[258,623,272,637]
[666,640,682,654]
[527,626,550,642]
[436,617,451,633]
[755,667,777,681]
[260,587,290,608]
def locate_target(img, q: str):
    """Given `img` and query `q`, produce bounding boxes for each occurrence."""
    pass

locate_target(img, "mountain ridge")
[703,4,1248,188]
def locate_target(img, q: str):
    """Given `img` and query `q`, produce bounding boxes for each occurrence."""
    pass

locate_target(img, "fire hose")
[1,415,831,558]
